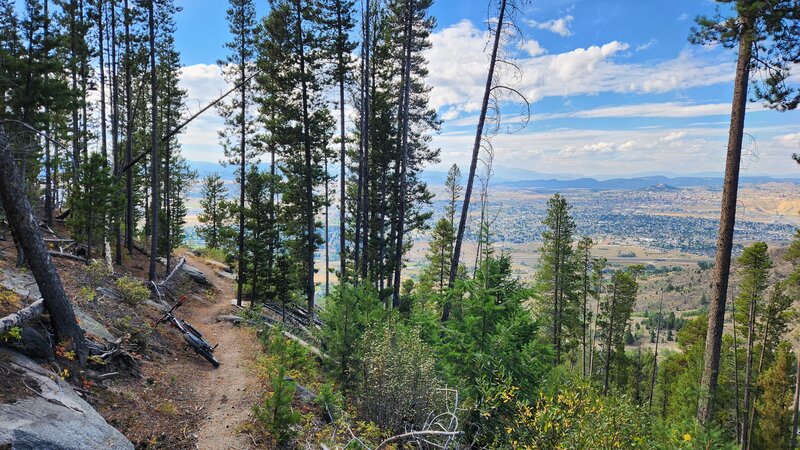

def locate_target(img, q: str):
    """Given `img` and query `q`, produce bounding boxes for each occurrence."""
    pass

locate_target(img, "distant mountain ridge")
[497,175,800,191]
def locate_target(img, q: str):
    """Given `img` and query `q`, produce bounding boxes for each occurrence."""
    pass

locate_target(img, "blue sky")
[173,0,800,178]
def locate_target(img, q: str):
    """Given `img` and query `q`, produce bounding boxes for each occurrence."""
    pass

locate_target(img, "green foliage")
[355,320,441,434]
[753,343,795,449]
[440,251,551,445]
[253,364,300,445]
[66,153,119,258]
[114,275,150,305]
[510,371,656,448]
[254,328,304,445]
[536,193,578,363]
[197,173,234,251]
[1,326,22,342]
[85,259,111,289]
[318,284,386,395]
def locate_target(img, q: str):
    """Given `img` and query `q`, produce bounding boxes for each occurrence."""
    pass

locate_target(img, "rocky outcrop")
[0,349,133,450]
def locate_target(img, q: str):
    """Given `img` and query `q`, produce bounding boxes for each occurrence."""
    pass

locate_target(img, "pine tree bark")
[236,3,247,307]
[110,0,122,265]
[697,19,752,425]
[444,0,506,321]
[335,0,347,284]
[741,295,756,450]
[147,0,159,283]
[123,0,133,255]
[790,350,800,450]
[295,0,315,314]
[391,0,414,308]
[603,280,617,394]
[0,128,87,363]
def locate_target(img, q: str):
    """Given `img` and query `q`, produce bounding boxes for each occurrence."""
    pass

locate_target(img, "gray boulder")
[0,349,133,450]
[0,327,52,361]
[179,263,209,286]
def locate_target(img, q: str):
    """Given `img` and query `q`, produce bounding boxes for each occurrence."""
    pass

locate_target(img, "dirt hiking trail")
[179,254,261,449]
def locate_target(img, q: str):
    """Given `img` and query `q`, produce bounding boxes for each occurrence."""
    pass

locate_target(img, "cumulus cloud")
[525,15,574,37]
[424,21,735,119]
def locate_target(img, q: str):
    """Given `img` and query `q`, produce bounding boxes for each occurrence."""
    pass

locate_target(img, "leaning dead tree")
[444,0,530,321]
[0,127,87,362]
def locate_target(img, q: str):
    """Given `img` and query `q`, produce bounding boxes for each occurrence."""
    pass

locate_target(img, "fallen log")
[48,251,88,263]
[160,257,186,287]
[215,314,331,362]
[376,431,463,450]
[0,299,45,335]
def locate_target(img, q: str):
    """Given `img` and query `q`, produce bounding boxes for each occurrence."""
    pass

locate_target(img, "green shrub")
[115,275,150,305]
[354,320,441,434]
[254,329,302,445]
[85,259,111,288]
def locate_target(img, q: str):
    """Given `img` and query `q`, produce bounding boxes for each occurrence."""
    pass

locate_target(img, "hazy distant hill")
[497,175,800,191]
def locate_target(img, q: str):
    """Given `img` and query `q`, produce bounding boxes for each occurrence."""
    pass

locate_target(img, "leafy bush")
[318,284,386,394]
[85,259,111,288]
[1,326,22,342]
[355,320,441,434]
[114,275,150,305]
[254,329,303,445]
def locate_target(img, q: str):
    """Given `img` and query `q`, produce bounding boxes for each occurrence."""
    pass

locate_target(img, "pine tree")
[575,236,594,377]
[696,1,800,424]
[198,173,233,250]
[600,268,637,394]
[734,242,772,449]
[318,0,355,284]
[67,152,117,259]
[257,0,334,313]
[218,0,258,306]
[537,193,577,366]
[420,164,460,297]
[754,345,794,449]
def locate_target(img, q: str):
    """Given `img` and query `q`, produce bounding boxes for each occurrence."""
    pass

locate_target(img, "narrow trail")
[179,254,261,450]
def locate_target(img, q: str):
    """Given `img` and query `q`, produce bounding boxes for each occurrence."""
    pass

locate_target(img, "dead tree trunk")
[0,128,87,362]
[444,0,507,321]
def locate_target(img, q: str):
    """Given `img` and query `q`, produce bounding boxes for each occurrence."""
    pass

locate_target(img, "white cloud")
[518,39,546,57]
[425,21,735,119]
[635,39,657,52]
[777,132,800,146]
[525,15,574,37]
[677,13,689,21]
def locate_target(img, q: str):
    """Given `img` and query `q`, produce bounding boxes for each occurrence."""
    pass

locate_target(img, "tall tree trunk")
[335,0,347,285]
[236,5,247,306]
[295,0,315,314]
[741,295,756,450]
[603,280,617,394]
[444,0,506,321]
[698,20,752,425]
[745,293,776,449]
[44,0,53,227]
[648,295,664,411]
[790,350,800,450]
[0,129,87,362]
[111,0,121,265]
[70,0,80,174]
[98,0,107,164]
[582,249,589,377]
[325,155,330,296]
[391,0,413,308]
[124,0,133,255]
[147,0,159,283]
[732,294,741,443]
[360,0,370,282]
